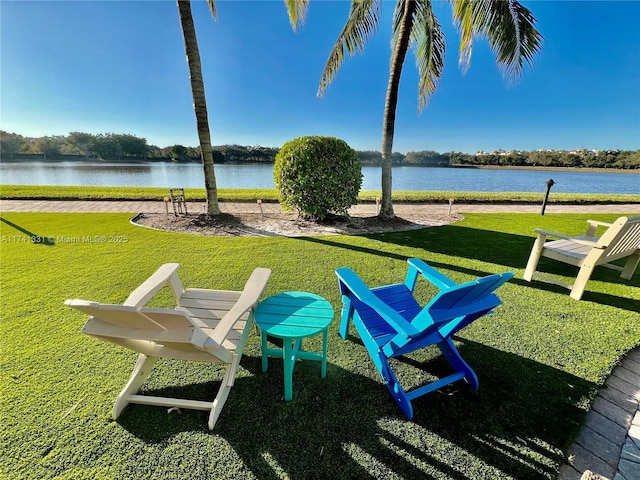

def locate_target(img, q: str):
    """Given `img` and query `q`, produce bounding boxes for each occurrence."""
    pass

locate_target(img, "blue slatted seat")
[336,258,513,419]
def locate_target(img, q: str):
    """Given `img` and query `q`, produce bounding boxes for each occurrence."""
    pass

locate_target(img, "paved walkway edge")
[558,349,640,480]
[1,199,639,215]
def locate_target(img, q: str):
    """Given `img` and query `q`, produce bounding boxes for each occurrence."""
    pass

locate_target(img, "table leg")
[261,331,268,373]
[321,329,328,378]
[283,338,294,401]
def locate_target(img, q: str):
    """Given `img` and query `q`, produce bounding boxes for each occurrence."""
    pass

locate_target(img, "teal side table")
[254,292,334,401]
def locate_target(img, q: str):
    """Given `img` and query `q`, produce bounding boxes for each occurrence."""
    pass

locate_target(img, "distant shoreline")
[473,165,639,174]
[1,157,637,174]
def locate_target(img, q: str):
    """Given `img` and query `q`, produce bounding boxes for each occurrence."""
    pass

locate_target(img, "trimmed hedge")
[274,136,362,220]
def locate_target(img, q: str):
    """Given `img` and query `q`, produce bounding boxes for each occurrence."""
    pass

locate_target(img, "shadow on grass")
[297,226,640,311]
[0,216,55,245]
[290,223,540,271]
[118,340,594,479]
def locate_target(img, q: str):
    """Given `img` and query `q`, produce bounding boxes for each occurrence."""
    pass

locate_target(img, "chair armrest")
[124,263,181,307]
[533,229,601,248]
[585,219,612,237]
[406,258,456,291]
[336,268,420,338]
[65,299,100,312]
[206,268,271,348]
[533,228,569,239]
[587,220,613,228]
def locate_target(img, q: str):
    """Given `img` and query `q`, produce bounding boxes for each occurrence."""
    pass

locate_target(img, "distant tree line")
[449,149,640,170]
[1,131,638,169]
[1,131,151,160]
[0,131,278,164]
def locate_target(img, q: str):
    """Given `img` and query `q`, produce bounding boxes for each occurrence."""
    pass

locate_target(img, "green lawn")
[2,184,638,204]
[1,211,639,479]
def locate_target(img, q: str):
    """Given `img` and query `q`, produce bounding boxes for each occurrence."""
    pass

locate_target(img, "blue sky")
[1,0,639,153]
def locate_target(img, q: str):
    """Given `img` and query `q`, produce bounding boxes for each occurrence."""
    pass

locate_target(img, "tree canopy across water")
[0,131,279,164]
[1,130,638,169]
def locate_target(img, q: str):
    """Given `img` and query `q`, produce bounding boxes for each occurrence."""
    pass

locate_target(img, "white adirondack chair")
[66,263,271,429]
[523,216,640,300]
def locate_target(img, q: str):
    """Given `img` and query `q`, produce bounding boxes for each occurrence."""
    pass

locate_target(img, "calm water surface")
[0,162,638,195]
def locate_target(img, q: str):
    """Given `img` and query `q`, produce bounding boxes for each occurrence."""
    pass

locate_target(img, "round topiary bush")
[274,136,362,220]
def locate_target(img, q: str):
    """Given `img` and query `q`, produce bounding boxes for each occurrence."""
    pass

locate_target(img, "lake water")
[0,162,638,195]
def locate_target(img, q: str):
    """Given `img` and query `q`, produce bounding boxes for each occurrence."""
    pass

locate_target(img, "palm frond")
[205,0,217,21]
[318,0,381,97]
[486,0,543,82]
[391,0,407,48]
[451,0,542,82]
[449,0,474,73]
[284,0,310,31]
[411,0,446,111]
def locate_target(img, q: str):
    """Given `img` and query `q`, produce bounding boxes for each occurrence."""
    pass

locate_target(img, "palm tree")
[286,0,542,218]
[177,0,220,215]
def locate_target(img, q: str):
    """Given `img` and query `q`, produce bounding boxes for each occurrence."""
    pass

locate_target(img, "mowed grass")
[2,184,638,204]
[1,211,639,479]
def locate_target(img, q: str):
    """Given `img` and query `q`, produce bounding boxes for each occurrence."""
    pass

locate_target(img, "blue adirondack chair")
[336,258,514,419]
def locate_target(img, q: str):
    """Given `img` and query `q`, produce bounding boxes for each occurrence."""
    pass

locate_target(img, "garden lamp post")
[541,179,555,216]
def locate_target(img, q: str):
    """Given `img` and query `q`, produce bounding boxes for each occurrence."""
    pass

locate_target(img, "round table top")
[255,292,334,339]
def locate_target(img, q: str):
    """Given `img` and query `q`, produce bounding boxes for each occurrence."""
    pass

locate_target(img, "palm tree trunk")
[379,0,416,218]
[177,0,220,215]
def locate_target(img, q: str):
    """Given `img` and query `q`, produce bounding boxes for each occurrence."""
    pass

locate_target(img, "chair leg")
[210,320,254,429]
[570,263,596,300]
[523,235,546,281]
[208,353,239,430]
[379,354,413,420]
[113,354,158,420]
[339,299,354,340]
[437,338,479,390]
[352,318,414,418]
[621,253,640,280]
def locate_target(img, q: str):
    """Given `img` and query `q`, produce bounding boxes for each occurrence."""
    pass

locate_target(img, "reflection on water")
[0,162,638,194]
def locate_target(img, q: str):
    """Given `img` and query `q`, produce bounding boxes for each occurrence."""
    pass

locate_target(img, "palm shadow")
[0,216,55,245]
[118,340,594,479]
[378,224,639,310]
[297,225,639,311]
